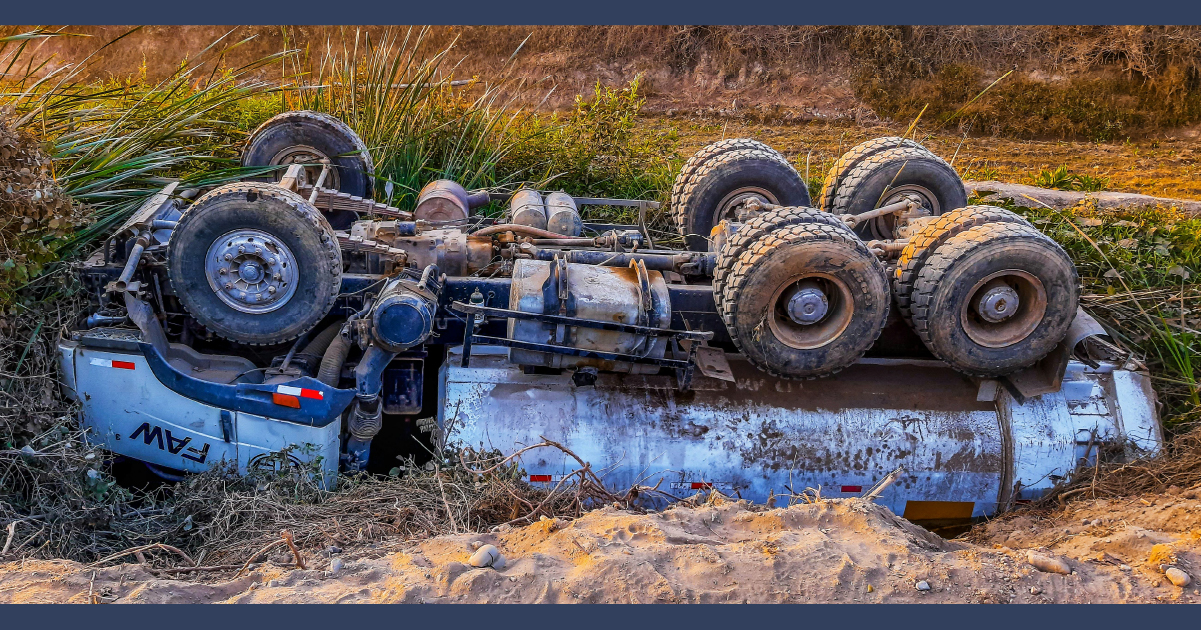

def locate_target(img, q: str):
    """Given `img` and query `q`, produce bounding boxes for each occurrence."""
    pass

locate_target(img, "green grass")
[1032,166,1112,192]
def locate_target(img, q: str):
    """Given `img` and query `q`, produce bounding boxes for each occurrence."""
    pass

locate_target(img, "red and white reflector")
[840,485,863,493]
[89,357,135,370]
[271,384,324,408]
[529,474,567,483]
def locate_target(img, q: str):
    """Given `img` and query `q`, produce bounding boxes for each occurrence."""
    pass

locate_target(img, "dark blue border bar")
[3,0,1201,26]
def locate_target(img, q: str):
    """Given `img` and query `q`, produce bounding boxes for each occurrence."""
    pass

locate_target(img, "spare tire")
[168,183,342,346]
[909,222,1079,377]
[674,148,810,250]
[720,222,890,379]
[893,205,1031,325]
[817,136,932,213]
[243,111,374,228]
[830,146,966,240]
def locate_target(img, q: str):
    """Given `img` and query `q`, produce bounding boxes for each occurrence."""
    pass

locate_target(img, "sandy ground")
[3,493,1199,604]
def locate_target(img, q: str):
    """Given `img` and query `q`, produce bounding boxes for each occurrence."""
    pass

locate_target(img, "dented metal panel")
[442,346,1160,517]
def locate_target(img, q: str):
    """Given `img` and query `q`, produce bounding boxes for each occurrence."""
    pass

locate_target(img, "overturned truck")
[58,111,1161,524]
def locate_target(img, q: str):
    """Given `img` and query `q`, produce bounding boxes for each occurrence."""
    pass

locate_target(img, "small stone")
[1030,586,1042,595]
[1091,519,1102,526]
[915,581,931,591]
[470,541,484,550]
[1167,485,1182,496]
[1120,564,1132,571]
[1166,567,1192,588]
[329,558,344,574]
[267,580,279,588]
[1081,518,1090,525]
[509,576,517,582]
[469,544,505,569]
[1027,551,1071,575]
[327,546,342,555]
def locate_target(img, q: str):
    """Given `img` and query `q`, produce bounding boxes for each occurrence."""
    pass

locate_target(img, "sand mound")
[4,495,1199,604]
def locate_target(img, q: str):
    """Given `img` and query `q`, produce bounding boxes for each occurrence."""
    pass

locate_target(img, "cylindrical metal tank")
[544,192,583,237]
[509,189,548,231]
[414,180,470,222]
[442,348,1162,522]
[507,259,671,374]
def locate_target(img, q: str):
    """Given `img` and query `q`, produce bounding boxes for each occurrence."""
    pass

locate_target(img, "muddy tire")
[669,138,787,235]
[675,148,810,249]
[243,111,374,229]
[168,182,342,346]
[893,205,1031,325]
[818,136,932,212]
[721,222,890,379]
[713,206,849,323]
[909,222,1079,377]
[830,146,966,240]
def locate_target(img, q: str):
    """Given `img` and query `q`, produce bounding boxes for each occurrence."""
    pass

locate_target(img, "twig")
[280,530,305,570]
[86,543,196,569]
[87,570,96,604]
[236,539,286,577]
[436,472,459,534]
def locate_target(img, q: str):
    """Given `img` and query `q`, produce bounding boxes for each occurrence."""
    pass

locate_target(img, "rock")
[1081,518,1090,525]
[1166,567,1192,588]
[1030,586,1042,595]
[469,544,505,569]
[267,580,279,588]
[327,546,342,555]
[329,558,344,574]
[1167,485,1182,496]
[470,541,484,551]
[1027,551,1071,575]
[1091,519,1102,526]
[1120,564,1132,571]
[915,581,931,592]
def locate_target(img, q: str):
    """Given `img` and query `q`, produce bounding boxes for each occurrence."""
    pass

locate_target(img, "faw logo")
[129,422,211,464]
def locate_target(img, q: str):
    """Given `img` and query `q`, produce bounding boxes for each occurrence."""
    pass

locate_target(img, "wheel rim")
[767,273,854,350]
[205,229,299,314]
[870,184,940,239]
[715,186,779,223]
[269,145,341,191]
[958,269,1047,348]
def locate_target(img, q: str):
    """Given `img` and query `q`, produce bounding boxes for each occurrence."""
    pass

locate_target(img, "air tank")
[544,192,583,237]
[509,189,548,230]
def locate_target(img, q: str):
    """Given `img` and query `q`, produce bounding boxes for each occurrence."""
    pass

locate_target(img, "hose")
[302,320,344,357]
[318,326,353,388]
[472,223,566,239]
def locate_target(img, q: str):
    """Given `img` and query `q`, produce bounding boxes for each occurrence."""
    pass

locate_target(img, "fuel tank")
[441,345,1161,520]
[507,259,671,374]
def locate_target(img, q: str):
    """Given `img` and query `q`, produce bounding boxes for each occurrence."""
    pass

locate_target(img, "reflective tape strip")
[690,482,714,490]
[89,357,135,370]
[529,474,568,483]
[277,385,323,400]
[841,485,863,493]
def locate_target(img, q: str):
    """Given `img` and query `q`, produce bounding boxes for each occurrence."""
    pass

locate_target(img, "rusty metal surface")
[442,346,1160,517]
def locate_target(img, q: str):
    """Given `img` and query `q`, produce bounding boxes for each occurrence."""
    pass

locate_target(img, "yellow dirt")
[3,494,1199,604]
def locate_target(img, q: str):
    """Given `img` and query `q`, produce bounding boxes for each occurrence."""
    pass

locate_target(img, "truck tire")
[168,182,343,346]
[909,222,1079,377]
[817,136,931,213]
[669,138,786,236]
[893,205,1031,325]
[675,148,811,250]
[712,206,848,324]
[243,110,374,228]
[830,146,966,240]
[722,222,890,379]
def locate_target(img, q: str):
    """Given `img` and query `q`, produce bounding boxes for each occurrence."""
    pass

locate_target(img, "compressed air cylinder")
[509,189,548,230]
[544,192,583,237]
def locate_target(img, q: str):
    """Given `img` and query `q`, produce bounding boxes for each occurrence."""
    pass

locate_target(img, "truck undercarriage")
[57,111,1161,524]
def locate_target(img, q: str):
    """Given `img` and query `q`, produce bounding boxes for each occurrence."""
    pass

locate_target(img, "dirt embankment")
[3,493,1199,604]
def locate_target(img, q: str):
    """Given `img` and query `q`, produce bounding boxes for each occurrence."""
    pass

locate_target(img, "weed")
[1032,165,1112,192]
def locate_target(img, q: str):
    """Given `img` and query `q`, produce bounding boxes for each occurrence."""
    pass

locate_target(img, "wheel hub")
[976,284,1020,323]
[270,144,340,191]
[787,285,829,325]
[206,229,299,314]
[959,270,1048,348]
[716,186,779,222]
[871,186,939,239]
